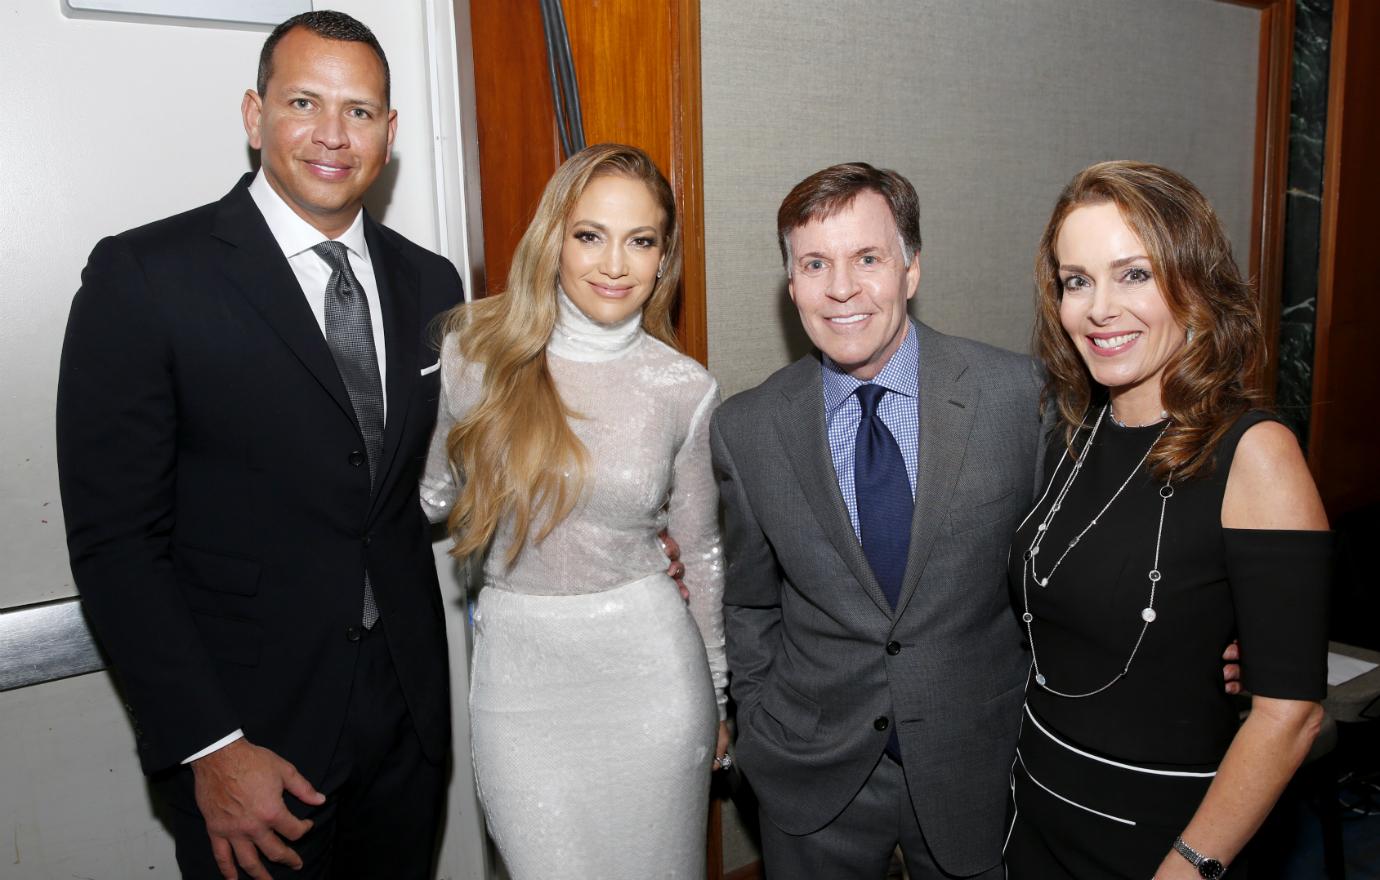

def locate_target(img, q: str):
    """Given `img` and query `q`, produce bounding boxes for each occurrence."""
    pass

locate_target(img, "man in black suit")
[56,12,461,879]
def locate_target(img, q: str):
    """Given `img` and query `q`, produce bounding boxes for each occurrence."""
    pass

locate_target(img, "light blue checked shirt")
[822,321,920,540]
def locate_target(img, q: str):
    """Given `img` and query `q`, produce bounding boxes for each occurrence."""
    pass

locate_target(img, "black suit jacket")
[56,174,462,780]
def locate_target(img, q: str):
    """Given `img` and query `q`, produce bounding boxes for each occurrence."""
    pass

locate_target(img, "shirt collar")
[248,169,370,263]
[821,320,920,415]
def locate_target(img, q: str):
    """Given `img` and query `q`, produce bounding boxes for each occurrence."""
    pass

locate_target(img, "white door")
[0,2,487,877]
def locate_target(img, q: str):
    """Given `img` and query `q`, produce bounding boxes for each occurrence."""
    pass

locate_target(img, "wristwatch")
[1173,836,1226,879]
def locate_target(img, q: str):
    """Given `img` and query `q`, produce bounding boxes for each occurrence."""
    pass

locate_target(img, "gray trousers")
[758,754,1006,880]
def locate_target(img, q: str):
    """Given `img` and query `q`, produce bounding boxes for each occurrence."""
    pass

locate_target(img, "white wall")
[0,2,486,877]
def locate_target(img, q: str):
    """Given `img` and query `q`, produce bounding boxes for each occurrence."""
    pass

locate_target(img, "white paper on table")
[1327,652,1379,687]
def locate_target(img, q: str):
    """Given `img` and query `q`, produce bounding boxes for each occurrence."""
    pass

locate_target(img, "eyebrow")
[1058,255,1150,273]
[570,221,660,236]
[284,88,383,111]
[796,245,885,263]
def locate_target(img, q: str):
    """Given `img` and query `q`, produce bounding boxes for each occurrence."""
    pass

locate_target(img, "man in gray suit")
[710,163,1041,878]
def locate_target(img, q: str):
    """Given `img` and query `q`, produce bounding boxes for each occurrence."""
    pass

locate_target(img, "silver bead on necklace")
[1016,404,1174,699]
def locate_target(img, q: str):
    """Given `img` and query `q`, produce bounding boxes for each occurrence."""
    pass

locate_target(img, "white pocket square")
[420,361,441,377]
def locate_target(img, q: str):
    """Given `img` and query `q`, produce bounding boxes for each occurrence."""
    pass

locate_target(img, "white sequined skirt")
[470,573,717,880]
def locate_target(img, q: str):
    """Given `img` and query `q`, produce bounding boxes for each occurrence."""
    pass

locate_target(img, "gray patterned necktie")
[313,240,382,628]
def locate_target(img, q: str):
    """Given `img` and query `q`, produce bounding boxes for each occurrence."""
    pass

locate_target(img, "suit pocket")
[948,486,1018,535]
[178,546,261,596]
[759,676,822,739]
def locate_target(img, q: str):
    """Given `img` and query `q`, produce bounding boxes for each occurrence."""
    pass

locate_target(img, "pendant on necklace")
[1035,673,1047,686]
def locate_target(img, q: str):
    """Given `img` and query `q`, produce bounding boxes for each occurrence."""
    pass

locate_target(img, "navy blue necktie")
[854,383,912,610]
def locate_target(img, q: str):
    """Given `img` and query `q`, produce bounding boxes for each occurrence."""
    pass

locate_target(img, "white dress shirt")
[183,173,388,765]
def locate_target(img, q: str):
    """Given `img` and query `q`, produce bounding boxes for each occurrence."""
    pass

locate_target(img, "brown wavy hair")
[442,144,682,563]
[1033,160,1266,480]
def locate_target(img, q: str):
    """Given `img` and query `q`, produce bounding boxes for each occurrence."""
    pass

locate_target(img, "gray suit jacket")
[710,322,1042,876]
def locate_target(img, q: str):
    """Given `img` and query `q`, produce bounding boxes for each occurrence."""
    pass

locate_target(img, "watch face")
[1198,858,1225,879]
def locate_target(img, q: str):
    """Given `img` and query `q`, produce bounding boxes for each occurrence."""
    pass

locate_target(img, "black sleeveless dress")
[1003,409,1329,878]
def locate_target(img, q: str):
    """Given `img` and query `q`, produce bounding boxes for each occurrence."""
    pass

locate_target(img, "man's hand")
[659,530,688,600]
[1223,640,1241,695]
[191,738,326,879]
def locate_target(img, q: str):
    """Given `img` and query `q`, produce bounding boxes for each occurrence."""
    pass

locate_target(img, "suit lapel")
[773,357,895,617]
[894,324,977,617]
[365,217,420,511]
[210,177,356,426]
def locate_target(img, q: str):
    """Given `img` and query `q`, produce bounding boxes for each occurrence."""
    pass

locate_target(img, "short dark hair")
[257,11,391,105]
[777,162,922,269]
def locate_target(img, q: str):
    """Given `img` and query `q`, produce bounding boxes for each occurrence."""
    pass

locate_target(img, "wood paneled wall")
[469,0,560,295]
[1234,0,1295,398]
[1310,0,1380,519]
[468,0,707,364]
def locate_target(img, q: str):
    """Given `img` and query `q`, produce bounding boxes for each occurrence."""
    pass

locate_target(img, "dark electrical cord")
[538,0,585,157]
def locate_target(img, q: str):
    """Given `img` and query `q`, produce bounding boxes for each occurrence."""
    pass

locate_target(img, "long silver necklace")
[1018,404,1174,698]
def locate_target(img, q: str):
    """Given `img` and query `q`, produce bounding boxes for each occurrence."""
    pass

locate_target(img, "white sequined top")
[421,292,727,717]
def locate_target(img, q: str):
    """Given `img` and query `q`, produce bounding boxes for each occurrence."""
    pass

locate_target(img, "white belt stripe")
[1024,704,1219,778]
[1016,751,1137,826]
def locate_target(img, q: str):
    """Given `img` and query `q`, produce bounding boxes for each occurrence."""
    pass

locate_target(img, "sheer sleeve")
[419,333,466,524]
[1226,527,1332,701]
[670,380,728,720]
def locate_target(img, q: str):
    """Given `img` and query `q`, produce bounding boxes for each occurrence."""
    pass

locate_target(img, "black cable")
[551,0,584,152]
[537,0,585,157]
[538,0,573,157]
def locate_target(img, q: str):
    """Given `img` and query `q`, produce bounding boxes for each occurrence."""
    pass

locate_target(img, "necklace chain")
[1108,407,1169,429]
[1020,404,1174,699]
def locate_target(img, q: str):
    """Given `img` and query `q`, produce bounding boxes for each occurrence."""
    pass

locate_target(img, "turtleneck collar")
[547,286,644,362]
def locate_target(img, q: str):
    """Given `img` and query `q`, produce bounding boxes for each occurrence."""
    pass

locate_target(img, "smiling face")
[242,27,397,238]
[1056,201,1186,422]
[558,174,667,325]
[785,190,920,380]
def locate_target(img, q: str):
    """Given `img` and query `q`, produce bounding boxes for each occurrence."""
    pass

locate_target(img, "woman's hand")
[1222,640,1241,695]
[659,529,688,600]
[712,721,731,771]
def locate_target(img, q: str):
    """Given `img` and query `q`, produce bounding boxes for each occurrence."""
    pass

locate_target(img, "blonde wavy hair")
[443,143,682,563]
[1034,160,1266,481]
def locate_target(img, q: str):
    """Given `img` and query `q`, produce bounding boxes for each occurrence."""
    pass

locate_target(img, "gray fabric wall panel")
[702,0,1260,396]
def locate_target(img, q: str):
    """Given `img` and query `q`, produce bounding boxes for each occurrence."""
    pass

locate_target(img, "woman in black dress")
[1005,161,1330,878]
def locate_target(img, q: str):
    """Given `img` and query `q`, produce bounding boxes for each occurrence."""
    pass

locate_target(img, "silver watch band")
[1175,836,1202,863]
[1173,836,1225,878]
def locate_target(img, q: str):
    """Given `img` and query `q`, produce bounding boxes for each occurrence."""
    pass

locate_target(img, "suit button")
[345,626,362,642]
[886,641,901,655]
[873,716,889,731]
[362,534,372,547]
[348,450,365,467]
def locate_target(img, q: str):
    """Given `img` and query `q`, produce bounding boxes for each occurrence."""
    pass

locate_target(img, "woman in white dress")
[420,143,729,879]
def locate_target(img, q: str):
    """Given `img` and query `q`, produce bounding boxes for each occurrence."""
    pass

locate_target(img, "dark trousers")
[758,754,1005,880]
[158,620,447,879]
